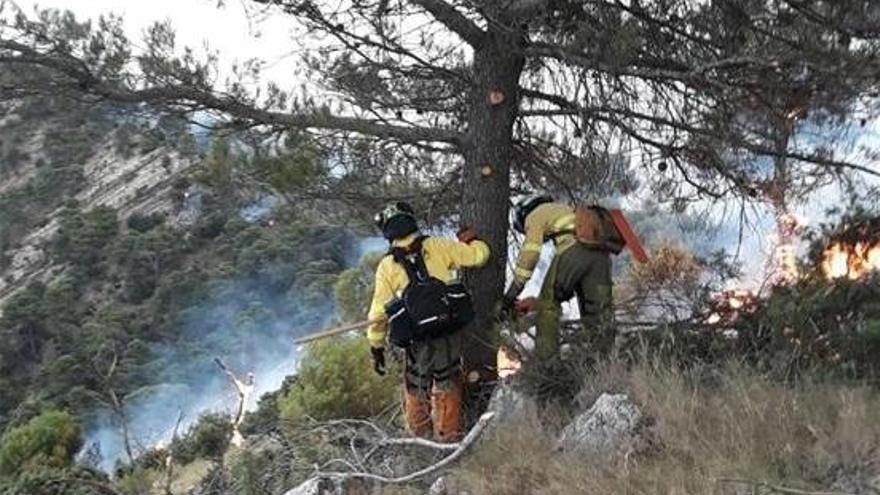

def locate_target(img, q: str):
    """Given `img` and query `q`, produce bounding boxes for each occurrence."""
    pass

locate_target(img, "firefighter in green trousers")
[500,195,614,360]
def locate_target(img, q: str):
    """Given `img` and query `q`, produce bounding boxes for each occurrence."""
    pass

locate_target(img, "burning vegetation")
[601,209,880,383]
[810,210,880,282]
[821,241,880,280]
[713,212,880,379]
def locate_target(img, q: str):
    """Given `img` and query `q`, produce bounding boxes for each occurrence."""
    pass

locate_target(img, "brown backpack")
[574,205,649,264]
[574,205,625,254]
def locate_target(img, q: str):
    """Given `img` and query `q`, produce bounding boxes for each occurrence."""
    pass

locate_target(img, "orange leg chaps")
[431,379,463,443]
[403,386,433,438]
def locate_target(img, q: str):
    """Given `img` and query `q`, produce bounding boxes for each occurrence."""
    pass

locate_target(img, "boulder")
[485,383,539,427]
[282,477,342,495]
[557,393,641,456]
[428,476,448,495]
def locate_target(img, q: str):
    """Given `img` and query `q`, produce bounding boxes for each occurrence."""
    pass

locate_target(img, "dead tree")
[86,350,136,466]
[214,357,255,447]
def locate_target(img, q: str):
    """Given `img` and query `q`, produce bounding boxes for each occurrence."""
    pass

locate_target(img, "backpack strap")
[391,236,431,282]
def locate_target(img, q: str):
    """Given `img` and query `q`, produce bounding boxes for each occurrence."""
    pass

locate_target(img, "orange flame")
[821,242,880,279]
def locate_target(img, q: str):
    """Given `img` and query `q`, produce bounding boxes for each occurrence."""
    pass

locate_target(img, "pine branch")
[408,0,486,47]
[0,39,463,146]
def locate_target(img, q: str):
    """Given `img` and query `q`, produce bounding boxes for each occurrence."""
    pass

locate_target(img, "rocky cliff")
[0,131,195,315]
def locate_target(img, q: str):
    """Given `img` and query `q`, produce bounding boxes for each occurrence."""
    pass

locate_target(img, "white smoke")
[77,269,335,473]
[239,195,278,223]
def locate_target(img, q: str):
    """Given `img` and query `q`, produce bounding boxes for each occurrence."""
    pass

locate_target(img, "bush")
[171,413,233,464]
[278,337,398,424]
[0,410,82,477]
[53,207,119,277]
[0,465,112,495]
[240,375,297,436]
[126,212,165,233]
[333,253,382,323]
[734,276,880,380]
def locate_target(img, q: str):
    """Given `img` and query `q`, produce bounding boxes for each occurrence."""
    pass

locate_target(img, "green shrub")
[333,253,382,323]
[0,410,82,476]
[53,207,119,277]
[126,212,165,233]
[734,276,880,380]
[229,449,271,495]
[278,337,398,424]
[171,413,232,464]
[240,375,297,436]
[0,465,113,495]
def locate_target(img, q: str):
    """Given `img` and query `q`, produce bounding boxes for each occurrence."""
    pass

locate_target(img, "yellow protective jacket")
[367,233,491,347]
[513,202,577,286]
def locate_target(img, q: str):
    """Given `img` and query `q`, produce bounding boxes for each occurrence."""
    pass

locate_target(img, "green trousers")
[403,330,463,397]
[534,243,613,360]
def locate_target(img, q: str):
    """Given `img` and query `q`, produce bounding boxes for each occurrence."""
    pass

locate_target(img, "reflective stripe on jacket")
[514,202,577,285]
[367,233,491,347]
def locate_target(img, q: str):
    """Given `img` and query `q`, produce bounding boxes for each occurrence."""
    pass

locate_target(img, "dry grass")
[447,361,880,495]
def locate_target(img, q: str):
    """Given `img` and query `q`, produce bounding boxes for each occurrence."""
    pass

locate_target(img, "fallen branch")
[362,434,461,464]
[312,418,389,439]
[716,477,855,495]
[308,411,495,485]
[378,436,461,451]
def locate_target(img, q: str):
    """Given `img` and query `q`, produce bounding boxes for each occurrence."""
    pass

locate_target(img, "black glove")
[371,346,386,376]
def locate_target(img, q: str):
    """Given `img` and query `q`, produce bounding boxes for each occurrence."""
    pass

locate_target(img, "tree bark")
[460,23,525,391]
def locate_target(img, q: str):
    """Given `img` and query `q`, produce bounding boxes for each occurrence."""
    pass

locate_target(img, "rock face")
[557,393,642,456]
[0,140,195,313]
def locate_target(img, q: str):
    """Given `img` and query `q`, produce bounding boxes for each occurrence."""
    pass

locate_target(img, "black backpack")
[384,236,475,348]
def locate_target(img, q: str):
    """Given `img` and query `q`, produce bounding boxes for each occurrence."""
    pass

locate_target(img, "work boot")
[403,386,433,438]
[431,381,463,443]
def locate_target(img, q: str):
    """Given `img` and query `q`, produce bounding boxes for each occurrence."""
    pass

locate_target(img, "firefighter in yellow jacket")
[367,202,490,442]
[501,195,614,359]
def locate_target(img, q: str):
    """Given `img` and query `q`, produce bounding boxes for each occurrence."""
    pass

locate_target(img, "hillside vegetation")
[0,106,361,473]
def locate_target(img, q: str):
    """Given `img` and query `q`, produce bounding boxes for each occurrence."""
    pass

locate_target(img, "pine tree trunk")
[460,26,524,390]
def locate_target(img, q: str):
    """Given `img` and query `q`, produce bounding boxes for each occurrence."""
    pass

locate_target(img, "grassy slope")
[451,361,880,494]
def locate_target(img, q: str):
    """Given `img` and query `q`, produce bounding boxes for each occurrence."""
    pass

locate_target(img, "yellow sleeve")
[366,258,393,347]
[514,219,544,285]
[431,237,491,269]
